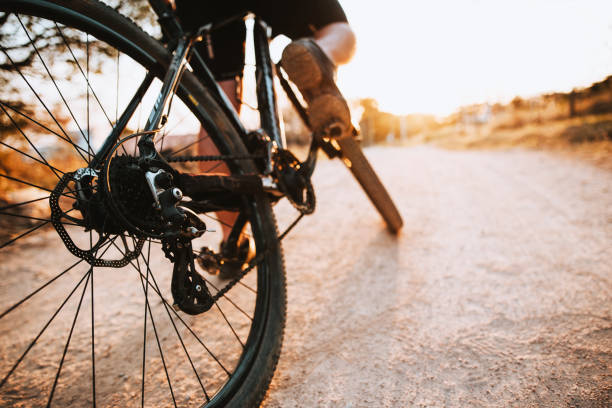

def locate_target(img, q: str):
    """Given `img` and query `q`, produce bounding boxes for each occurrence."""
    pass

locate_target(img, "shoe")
[197,237,255,280]
[281,39,352,137]
[219,237,255,280]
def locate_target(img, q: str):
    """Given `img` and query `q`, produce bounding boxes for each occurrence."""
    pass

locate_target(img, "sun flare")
[336,0,612,116]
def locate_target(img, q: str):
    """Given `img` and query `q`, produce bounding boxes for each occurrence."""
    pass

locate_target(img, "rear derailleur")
[132,152,217,315]
[162,237,215,315]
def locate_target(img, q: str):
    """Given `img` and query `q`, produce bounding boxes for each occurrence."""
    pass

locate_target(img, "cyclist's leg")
[196,79,255,278]
[312,22,356,66]
[174,3,256,276]
[174,3,247,241]
[258,0,356,135]
[196,78,242,241]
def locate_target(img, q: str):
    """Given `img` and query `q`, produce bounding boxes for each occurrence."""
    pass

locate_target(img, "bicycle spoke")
[202,161,225,174]
[109,239,231,376]
[135,244,177,408]
[117,233,162,245]
[0,105,64,181]
[0,172,54,194]
[16,15,93,159]
[47,269,91,406]
[86,33,91,162]
[166,133,211,157]
[138,243,150,407]
[90,261,96,408]
[115,51,119,123]
[138,241,211,403]
[203,277,253,321]
[0,100,90,160]
[55,23,113,127]
[0,139,66,176]
[0,195,50,212]
[214,302,245,348]
[0,210,79,226]
[0,47,91,164]
[236,280,256,294]
[0,258,83,320]
[0,270,90,389]
[0,172,87,200]
[0,220,49,250]
[0,207,77,250]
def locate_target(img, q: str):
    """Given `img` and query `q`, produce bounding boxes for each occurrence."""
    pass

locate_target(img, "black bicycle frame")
[148,0,286,149]
[89,0,251,168]
[91,0,315,178]
[253,18,284,148]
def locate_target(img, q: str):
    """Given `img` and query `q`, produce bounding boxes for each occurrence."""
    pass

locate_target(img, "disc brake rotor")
[50,170,144,267]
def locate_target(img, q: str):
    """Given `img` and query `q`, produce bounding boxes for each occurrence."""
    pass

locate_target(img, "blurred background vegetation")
[329,75,612,169]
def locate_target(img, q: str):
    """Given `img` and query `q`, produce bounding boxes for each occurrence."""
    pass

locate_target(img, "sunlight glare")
[337,0,612,116]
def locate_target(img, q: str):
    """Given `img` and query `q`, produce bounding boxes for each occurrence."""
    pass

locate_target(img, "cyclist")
[171,0,356,277]
[173,0,355,135]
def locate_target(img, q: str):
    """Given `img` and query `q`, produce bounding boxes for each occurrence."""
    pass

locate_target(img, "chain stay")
[164,152,309,300]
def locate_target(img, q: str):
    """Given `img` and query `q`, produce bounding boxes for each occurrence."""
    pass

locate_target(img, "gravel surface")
[1,146,610,407]
[263,146,611,407]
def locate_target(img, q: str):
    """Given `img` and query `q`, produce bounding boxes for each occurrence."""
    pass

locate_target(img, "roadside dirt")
[0,146,610,407]
[262,146,611,407]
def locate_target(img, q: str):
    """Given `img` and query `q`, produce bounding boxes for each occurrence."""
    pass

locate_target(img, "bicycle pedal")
[196,247,221,275]
[320,120,348,138]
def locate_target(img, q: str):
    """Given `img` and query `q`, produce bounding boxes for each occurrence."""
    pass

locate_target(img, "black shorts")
[175,0,348,80]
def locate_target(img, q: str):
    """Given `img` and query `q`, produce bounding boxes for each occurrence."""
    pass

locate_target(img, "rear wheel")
[0,1,285,407]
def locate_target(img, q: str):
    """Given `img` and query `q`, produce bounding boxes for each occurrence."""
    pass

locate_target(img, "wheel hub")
[49,169,144,267]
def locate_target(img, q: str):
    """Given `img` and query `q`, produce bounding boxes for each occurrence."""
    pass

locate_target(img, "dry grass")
[410,113,612,171]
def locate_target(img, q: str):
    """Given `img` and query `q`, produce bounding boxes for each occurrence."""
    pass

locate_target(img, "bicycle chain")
[210,213,304,303]
[211,252,263,302]
[50,167,300,305]
[166,154,264,163]
[165,153,306,301]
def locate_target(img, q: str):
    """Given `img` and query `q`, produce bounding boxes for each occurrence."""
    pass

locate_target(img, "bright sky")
[334,0,612,116]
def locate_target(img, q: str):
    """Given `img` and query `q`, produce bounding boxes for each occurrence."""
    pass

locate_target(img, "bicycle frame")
[87,0,324,219]
[91,0,289,167]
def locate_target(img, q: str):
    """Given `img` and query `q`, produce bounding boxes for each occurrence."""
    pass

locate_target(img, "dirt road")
[0,147,610,407]
[263,146,611,407]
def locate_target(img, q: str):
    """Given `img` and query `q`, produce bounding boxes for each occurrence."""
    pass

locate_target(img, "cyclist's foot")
[197,237,255,280]
[281,39,352,137]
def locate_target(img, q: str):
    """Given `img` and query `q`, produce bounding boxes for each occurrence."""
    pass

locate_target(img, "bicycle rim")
[0,1,285,407]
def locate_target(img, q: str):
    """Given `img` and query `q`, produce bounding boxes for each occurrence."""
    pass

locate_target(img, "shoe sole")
[282,42,351,134]
[281,42,324,91]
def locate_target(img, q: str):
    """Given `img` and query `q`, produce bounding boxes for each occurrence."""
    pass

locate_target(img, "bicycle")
[0,0,402,406]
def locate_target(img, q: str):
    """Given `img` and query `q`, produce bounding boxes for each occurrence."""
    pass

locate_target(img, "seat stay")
[254,18,285,149]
